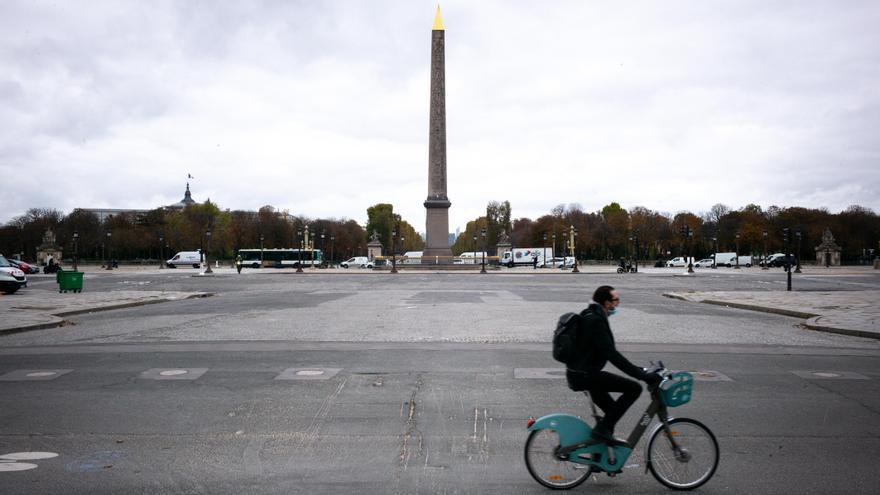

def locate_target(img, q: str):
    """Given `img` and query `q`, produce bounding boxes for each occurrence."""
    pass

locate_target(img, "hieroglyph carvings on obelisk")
[423,5,453,259]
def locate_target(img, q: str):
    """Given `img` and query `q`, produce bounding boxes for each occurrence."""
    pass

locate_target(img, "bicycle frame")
[528,388,674,474]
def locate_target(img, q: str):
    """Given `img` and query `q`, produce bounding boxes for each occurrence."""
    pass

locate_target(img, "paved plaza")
[1,266,879,493]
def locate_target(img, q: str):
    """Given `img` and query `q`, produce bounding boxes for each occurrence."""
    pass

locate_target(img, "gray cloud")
[1,0,878,230]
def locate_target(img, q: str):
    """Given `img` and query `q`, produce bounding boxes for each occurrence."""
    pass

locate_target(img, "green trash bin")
[57,271,84,293]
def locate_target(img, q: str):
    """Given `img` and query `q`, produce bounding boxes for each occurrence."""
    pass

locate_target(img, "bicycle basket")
[659,371,694,407]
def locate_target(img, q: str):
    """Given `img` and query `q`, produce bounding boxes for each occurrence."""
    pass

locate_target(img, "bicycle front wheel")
[524,429,592,490]
[647,417,719,490]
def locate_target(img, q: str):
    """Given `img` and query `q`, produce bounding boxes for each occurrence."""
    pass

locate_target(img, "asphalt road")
[2,268,879,494]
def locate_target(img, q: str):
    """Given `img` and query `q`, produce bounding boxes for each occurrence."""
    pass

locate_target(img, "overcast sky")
[2,0,878,233]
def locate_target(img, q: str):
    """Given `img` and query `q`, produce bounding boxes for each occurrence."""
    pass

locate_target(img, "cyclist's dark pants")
[584,372,642,433]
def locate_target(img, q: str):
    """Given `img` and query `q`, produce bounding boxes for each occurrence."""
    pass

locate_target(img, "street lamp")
[711,236,718,269]
[783,228,792,291]
[330,235,335,268]
[296,229,304,273]
[562,231,568,268]
[480,228,487,274]
[259,234,264,267]
[106,231,113,270]
[629,232,640,273]
[552,232,557,266]
[204,229,213,274]
[795,231,802,273]
[570,226,579,273]
[680,225,693,274]
[472,234,477,265]
[320,231,325,268]
[542,233,547,268]
[391,229,398,273]
[72,230,79,272]
[734,232,741,269]
[158,234,164,269]
[762,230,768,270]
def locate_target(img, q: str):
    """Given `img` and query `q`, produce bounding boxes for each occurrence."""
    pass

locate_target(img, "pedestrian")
[235,254,243,274]
[566,285,661,444]
[532,254,538,270]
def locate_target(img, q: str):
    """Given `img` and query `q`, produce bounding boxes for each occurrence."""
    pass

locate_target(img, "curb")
[0,293,214,335]
[803,316,880,341]
[663,292,878,340]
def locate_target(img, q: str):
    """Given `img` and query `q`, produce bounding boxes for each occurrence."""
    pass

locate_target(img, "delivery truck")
[499,248,552,268]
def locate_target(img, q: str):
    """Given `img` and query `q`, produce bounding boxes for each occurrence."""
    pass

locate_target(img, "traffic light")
[782,228,790,243]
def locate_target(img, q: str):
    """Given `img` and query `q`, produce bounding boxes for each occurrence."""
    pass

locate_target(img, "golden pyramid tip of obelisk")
[433,5,444,31]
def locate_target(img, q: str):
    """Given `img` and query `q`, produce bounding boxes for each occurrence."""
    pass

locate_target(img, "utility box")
[57,271,84,293]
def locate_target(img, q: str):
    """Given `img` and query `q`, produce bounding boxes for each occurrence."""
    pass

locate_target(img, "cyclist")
[566,285,662,444]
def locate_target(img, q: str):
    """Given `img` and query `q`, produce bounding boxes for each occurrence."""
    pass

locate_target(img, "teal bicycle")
[524,363,719,490]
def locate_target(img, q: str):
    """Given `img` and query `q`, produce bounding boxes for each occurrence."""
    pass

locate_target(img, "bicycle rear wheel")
[647,417,719,490]
[524,429,592,490]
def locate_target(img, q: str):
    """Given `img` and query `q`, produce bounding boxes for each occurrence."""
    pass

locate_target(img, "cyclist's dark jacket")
[566,302,646,390]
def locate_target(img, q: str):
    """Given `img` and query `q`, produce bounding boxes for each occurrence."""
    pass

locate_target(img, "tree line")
[455,202,879,264]
[1,201,877,265]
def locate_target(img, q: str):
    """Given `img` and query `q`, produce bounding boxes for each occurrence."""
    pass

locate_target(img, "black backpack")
[552,312,582,364]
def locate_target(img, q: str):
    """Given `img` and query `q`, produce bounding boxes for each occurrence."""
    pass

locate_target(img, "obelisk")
[423,5,453,260]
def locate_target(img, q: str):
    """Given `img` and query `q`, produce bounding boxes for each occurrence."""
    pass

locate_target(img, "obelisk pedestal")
[422,6,453,261]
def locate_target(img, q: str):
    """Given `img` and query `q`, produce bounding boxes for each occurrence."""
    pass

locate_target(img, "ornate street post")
[795,231,802,273]
[158,234,164,269]
[296,229,303,273]
[734,232,741,269]
[391,229,398,274]
[330,235,335,268]
[73,231,79,272]
[762,230,768,270]
[480,228,487,274]
[570,226,579,273]
[106,231,113,270]
[259,234,264,267]
[542,233,547,269]
[204,229,213,274]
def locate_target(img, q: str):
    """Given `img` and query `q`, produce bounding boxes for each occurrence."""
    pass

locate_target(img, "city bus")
[238,248,324,268]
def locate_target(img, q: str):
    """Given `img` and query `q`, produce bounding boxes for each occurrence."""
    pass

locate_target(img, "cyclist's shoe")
[591,427,628,447]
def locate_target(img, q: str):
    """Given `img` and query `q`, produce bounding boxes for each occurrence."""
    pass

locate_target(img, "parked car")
[654,259,667,268]
[766,253,797,267]
[0,254,28,294]
[340,256,374,269]
[666,257,695,268]
[7,258,39,274]
[694,258,715,268]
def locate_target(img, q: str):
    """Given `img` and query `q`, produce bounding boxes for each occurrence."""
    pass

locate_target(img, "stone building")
[814,228,842,267]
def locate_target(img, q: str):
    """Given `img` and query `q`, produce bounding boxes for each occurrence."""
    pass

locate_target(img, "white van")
[401,251,423,264]
[712,252,738,267]
[166,250,203,268]
[666,257,695,267]
[340,256,373,269]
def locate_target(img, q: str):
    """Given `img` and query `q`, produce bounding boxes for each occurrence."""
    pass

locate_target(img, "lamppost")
[106,231,113,270]
[629,232,640,273]
[259,234,264,267]
[158,234,164,269]
[296,229,304,272]
[795,231,802,273]
[552,231,557,266]
[204,229,213,274]
[562,231,568,268]
[480,228,487,274]
[320,231,325,268]
[711,236,718,269]
[570,226,579,273]
[391,229,398,274]
[330,235,335,268]
[472,234,477,265]
[72,230,79,272]
[542,233,547,268]
[783,228,792,291]
[680,225,693,274]
[762,230,768,270]
[734,232,741,269]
